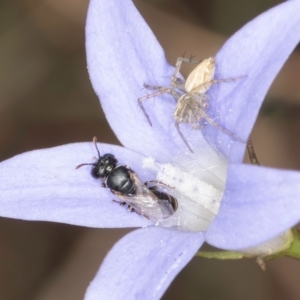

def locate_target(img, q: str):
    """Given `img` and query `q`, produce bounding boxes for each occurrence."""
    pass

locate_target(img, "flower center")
[143,146,228,232]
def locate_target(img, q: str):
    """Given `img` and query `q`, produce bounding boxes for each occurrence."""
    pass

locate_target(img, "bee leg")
[144,180,159,188]
[127,205,135,212]
[112,199,126,206]
[111,199,136,213]
[144,180,174,189]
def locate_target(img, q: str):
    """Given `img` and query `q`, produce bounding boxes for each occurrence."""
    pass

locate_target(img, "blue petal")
[206,164,300,249]
[206,1,300,162]
[86,0,220,158]
[86,0,174,159]
[85,227,204,300]
[0,142,153,228]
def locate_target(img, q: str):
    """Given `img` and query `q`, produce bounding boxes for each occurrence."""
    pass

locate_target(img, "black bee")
[76,137,178,222]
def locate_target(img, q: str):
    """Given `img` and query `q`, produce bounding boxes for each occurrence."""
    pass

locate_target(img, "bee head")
[76,136,118,179]
[91,154,117,179]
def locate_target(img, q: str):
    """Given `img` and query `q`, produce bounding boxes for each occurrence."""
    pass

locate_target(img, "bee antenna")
[76,136,101,169]
[76,163,94,169]
[93,136,101,158]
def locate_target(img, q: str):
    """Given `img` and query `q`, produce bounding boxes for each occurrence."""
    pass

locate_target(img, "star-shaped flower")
[1,0,300,299]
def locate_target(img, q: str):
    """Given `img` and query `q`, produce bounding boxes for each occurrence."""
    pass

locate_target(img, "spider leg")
[172,56,203,88]
[202,112,245,143]
[137,87,170,126]
[246,136,260,165]
[175,121,194,153]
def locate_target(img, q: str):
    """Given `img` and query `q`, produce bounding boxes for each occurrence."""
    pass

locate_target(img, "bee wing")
[185,57,215,94]
[114,172,174,223]
[114,190,173,223]
[128,170,145,195]
[156,197,216,232]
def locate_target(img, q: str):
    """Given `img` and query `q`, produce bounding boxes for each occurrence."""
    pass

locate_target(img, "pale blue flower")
[1,1,300,299]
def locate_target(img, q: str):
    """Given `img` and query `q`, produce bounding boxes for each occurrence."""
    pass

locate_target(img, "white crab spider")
[138,56,245,152]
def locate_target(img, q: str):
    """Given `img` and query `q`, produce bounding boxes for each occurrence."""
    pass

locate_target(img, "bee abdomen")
[106,165,136,195]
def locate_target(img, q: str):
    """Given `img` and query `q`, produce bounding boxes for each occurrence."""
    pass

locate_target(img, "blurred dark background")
[1,0,300,299]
